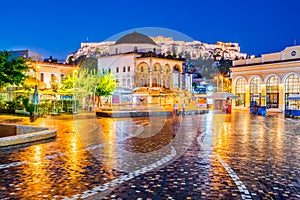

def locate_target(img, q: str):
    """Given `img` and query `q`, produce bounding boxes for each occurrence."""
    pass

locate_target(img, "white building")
[97,32,186,90]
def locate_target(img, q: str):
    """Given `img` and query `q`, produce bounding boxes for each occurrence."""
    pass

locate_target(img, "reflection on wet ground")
[0,110,299,199]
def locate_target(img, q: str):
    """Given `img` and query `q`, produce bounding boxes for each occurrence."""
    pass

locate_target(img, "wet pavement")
[0,110,299,199]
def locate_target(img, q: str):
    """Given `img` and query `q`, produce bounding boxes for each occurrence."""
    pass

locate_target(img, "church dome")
[115,32,157,45]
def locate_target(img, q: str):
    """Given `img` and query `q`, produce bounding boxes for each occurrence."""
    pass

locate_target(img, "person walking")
[173,101,179,119]
[182,101,186,115]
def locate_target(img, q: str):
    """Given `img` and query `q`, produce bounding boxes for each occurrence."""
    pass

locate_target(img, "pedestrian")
[173,101,179,118]
[182,102,186,114]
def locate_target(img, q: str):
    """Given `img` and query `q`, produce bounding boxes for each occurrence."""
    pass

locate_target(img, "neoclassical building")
[97,32,187,90]
[231,45,300,110]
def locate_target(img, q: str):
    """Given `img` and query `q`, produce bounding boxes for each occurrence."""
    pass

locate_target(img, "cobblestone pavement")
[0,110,299,199]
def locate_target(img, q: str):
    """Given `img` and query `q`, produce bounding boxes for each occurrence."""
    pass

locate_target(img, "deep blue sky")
[1,0,300,59]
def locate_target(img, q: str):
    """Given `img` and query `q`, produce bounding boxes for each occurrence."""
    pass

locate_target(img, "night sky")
[1,0,300,59]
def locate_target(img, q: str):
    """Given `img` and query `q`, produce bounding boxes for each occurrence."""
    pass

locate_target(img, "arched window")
[285,74,300,109]
[266,76,279,93]
[140,79,144,87]
[266,76,279,108]
[250,76,262,93]
[236,78,246,93]
[285,74,300,94]
[235,78,246,106]
[250,76,262,106]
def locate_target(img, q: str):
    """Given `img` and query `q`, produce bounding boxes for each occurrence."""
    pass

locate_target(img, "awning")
[287,94,300,100]
[209,92,238,100]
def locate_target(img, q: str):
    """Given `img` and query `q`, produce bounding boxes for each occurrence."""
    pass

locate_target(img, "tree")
[0,50,29,89]
[95,70,116,107]
[95,70,116,96]
[61,74,75,90]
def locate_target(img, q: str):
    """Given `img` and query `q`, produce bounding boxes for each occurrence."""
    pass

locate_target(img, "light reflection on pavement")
[0,110,299,199]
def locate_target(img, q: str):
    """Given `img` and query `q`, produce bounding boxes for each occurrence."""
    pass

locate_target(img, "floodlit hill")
[65,36,247,64]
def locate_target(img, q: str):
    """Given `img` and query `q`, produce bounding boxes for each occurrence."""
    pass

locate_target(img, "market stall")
[285,94,300,118]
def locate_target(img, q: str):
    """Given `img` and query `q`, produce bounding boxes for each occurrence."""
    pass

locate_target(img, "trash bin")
[250,107,255,114]
[261,106,266,116]
[257,106,262,115]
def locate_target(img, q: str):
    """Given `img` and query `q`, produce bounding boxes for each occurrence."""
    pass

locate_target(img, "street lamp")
[73,69,78,114]
[219,75,224,92]
[214,76,219,92]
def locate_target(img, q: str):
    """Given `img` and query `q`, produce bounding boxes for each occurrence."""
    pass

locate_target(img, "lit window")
[236,78,246,93]
[250,76,262,93]
[266,76,279,93]
[40,73,44,82]
[285,74,300,94]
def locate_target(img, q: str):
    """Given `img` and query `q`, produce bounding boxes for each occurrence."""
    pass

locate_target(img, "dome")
[115,32,157,45]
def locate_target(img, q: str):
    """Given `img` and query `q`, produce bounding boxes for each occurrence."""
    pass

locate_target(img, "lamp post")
[214,76,219,92]
[219,75,224,92]
[73,69,78,114]
[33,65,40,116]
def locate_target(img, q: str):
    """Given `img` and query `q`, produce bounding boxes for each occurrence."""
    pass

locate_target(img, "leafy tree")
[95,70,116,97]
[0,50,29,89]
[61,74,75,90]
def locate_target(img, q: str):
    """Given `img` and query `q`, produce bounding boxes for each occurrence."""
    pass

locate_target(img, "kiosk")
[250,94,267,116]
[285,94,300,118]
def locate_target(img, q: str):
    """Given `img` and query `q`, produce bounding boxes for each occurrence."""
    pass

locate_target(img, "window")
[40,73,44,82]
[141,66,144,73]
[140,79,144,87]
[154,65,157,71]
[127,66,130,72]
[51,74,57,82]
[123,67,126,72]
[60,74,65,81]
[108,68,111,73]
[266,76,279,93]
[250,76,262,93]
[285,74,300,94]
[266,76,280,108]
[116,67,119,73]
[236,78,246,93]
[235,78,246,106]
[127,79,131,87]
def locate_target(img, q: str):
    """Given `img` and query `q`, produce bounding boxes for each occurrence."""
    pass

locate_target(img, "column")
[245,84,250,108]
[279,84,285,110]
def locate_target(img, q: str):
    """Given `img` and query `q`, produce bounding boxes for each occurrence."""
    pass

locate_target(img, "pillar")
[245,85,250,108]
[279,84,285,110]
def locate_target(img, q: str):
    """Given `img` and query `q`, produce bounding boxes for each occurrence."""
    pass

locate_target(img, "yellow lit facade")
[231,45,300,110]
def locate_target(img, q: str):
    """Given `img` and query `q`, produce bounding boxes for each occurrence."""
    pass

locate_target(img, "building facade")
[29,61,77,89]
[97,32,186,90]
[231,45,300,110]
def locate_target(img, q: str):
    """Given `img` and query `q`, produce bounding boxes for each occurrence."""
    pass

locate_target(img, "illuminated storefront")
[231,45,300,111]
